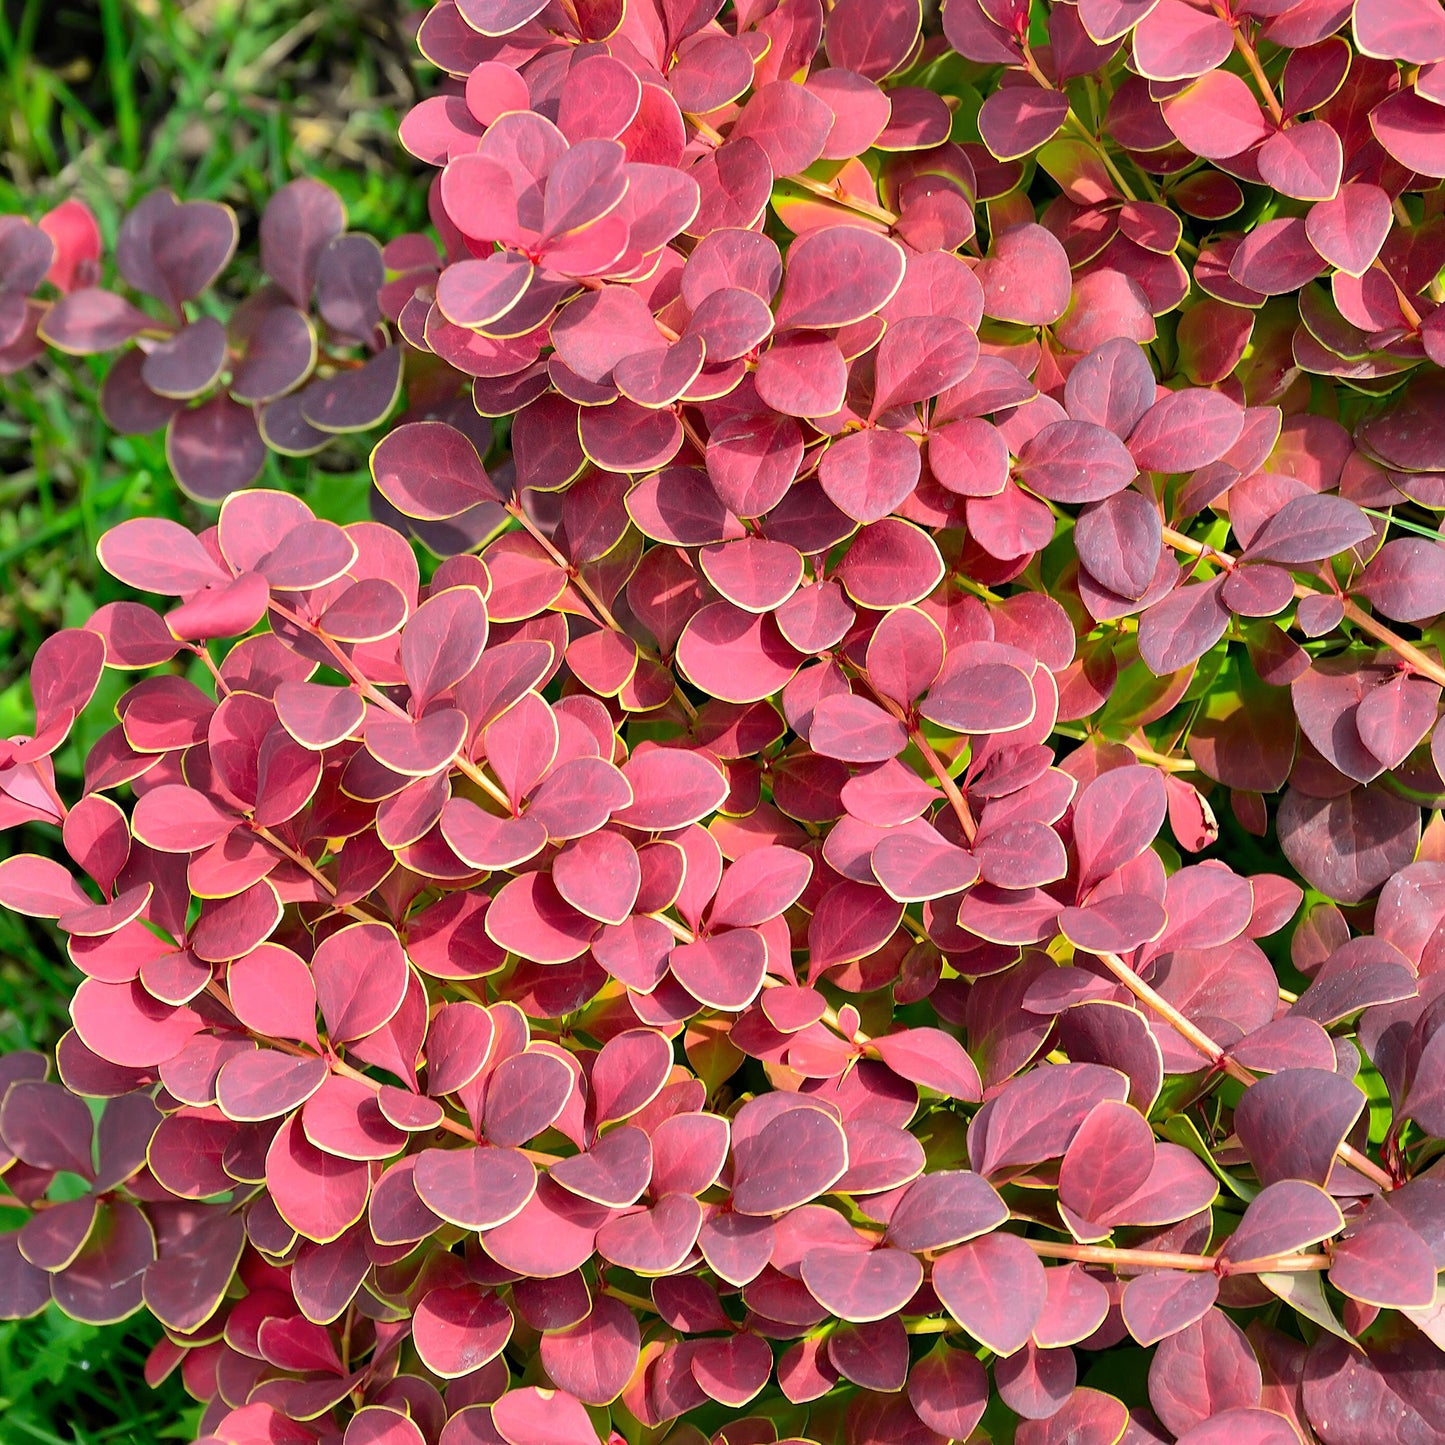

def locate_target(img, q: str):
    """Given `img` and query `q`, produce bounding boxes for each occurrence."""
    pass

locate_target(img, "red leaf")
[493,1387,599,1445]
[933,1231,1047,1354]
[1148,1310,1262,1437]
[312,922,410,1044]
[730,1105,848,1214]
[265,1114,372,1244]
[414,1284,514,1377]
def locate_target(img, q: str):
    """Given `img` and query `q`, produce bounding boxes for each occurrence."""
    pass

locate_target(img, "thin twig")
[268,598,515,809]
[507,503,698,722]
[1092,946,1397,1191]
[1161,524,1445,690]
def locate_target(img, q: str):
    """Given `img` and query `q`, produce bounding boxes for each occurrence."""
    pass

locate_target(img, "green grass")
[0,0,430,687]
[0,3,424,1436]
[0,1306,202,1444]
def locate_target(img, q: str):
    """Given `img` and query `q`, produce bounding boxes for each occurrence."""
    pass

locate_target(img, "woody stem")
[1094,947,1396,1190]
[1160,525,1445,689]
[267,599,514,811]
[507,503,699,722]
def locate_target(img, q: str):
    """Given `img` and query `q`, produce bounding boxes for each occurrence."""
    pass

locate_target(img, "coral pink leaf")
[976,225,1071,326]
[441,800,548,872]
[705,411,803,517]
[365,708,468,776]
[275,682,366,750]
[773,228,906,330]
[1172,1410,1304,1445]
[1218,1180,1344,1264]
[1233,1067,1364,1187]
[1258,121,1342,202]
[1354,0,1445,59]
[801,1245,923,1322]
[807,879,905,973]
[920,661,1036,734]
[933,1231,1048,1355]
[38,198,101,294]
[345,1408,426,1445]
[688,1329,774,1407]
[908,1341,989,1440]
[709,847,813,928]
[699,537,804,613]
[1122,1270,1220,1347]
[31,628,105,734]
[486,871,600,964]
[226,944,320,1047]
[372,421,494,520]
[265,1114,372,1244]
[97,518,230,595]
[550,1126,652,1208]
[819,428,923,525]
[1162,71,1271,159]
[1016,420,1137,504]
[484,1050,574,1145]
[1148,1310,1261,1437]
[1058,893,1168,953]
[591,1028,674,1127]
[165,570,270,642]
[596,1193,705,1273]
[493,1388,600,1445]
[437,252,534,329]
[1372,90,1445,177]
[870,1027,982,1100]
[71,979,201,1068]
[1138,579,1231,674]
[676,603,805,704]
[413,1146,537,1230]
[553,831,641,925]
[885,1171,1009,1251]
[670,928,768,1010]
[312,922,410,1045]
[730,1106,848,1214]
[929,417,1010,497]
[301,1074,408,1159]
[1015,1389,1130,1445]
[131,784,236,853]
[1229,217,1327,295]
[810,693,908,764]
[414,1284,514,1377]
[1058,1100,1155,1220]
[539,1295,640,1405]
[1131,0,1232,79]
[873,317,980,414]
[216,1050,329,1121]
[0,854,92,918]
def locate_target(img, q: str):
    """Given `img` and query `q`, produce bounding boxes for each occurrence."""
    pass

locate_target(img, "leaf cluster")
[3,0,1445,1443]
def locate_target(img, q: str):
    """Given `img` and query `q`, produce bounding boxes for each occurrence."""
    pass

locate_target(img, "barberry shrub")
[3,0,1445,1442]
